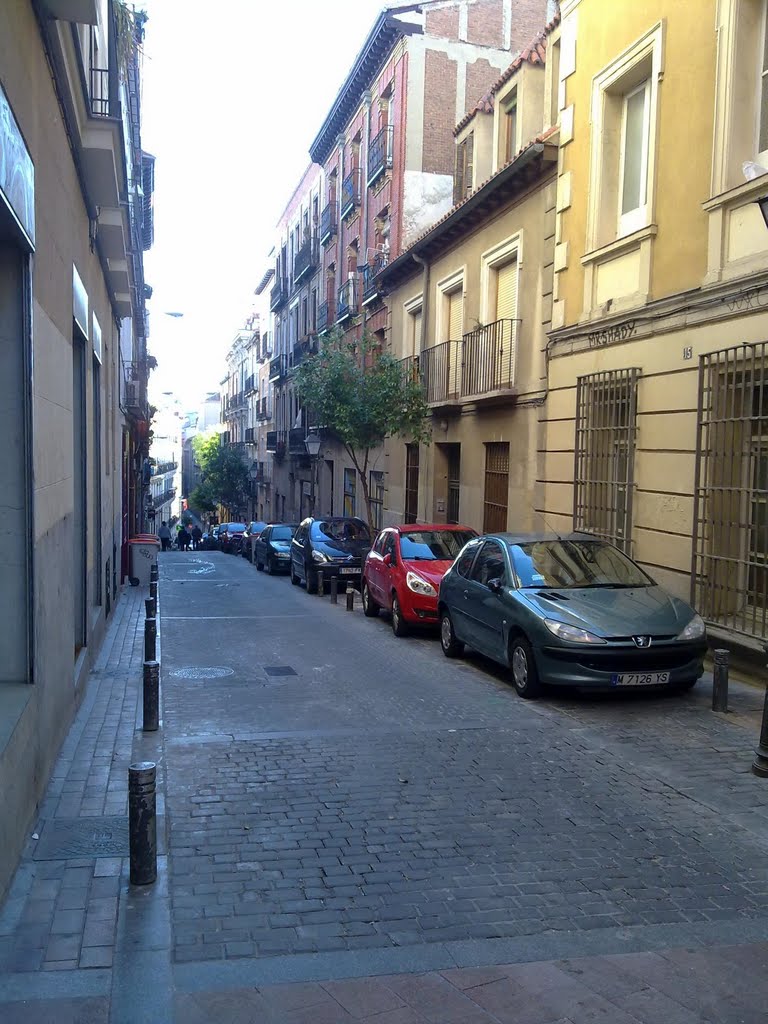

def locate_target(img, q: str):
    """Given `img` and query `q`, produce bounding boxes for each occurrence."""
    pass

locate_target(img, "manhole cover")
[171,667,235,679]
[33,816,128,860]
[263,666,297,677]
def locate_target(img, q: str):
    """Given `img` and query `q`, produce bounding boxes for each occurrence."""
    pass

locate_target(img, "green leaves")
[189,430,249,512]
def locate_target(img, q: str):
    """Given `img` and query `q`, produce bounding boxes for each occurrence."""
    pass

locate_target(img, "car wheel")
[510,635,542,699]
[362,581,379,618]
[265,557,273,575]
[306,568,318,594]
[290,564,300,586]
[440,610,463,657]
[391,595,409,637]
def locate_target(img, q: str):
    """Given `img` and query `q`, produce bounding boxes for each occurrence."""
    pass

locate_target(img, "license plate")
[276,553,288,558]
[611,672,670,687]
[339,567,360,575]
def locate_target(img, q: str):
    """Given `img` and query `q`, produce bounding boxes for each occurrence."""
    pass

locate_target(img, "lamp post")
[248,461,259,521]
[304,432,322,516]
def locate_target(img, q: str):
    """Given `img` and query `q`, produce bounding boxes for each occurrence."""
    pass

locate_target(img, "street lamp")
[248,461,259,520]
[304,432,322,515]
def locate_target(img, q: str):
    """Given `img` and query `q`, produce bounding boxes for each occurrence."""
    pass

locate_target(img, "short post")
[129,761,157,885]
[145,596,156,620]
[318,571,325,596]
[711,648,729,712]
[142,660,159,732]
[144,616,156,662]
[346,586,355,612]
[330,576,338,604]
[149,580,158,603]
[753,643,768,776]
[150,564,159,583]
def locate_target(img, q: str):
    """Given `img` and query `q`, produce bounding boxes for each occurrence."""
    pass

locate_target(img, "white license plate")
[339,567,360,575]
[611,672,670,687]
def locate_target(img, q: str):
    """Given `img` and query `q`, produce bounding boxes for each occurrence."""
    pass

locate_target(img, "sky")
[141,0,395,410]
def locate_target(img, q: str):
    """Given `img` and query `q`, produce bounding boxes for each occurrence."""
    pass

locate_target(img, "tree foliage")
[189,430,249,516]
[294,330,430,530]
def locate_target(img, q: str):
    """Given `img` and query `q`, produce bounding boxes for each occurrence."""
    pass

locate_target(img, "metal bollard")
[318,571,324,596]
[150,564,159,582]
[149,580,158,602]
[144,616,156,662]
[346,586,355,611]
[330,576,338,604]
[129,762,157,885]
[143,660,159,732]
[145,596,156,620]
[712,648,729,712]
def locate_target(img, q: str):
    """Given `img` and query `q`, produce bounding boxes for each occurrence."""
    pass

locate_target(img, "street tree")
[190,430,249,516]
[294,329,430,531]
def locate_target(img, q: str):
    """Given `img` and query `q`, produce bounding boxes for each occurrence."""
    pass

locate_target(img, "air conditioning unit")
[125,381,139,408]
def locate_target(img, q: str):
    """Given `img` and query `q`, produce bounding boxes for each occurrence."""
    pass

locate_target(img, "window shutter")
[495,260,518,321]
[464,134,474,197]
[412,309,423,355]
[448,289,463,339]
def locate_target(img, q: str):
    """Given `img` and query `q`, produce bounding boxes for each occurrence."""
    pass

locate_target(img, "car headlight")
[677,614,705,641]
[544,619,607,644]
[406,572,437,597]
[311,550,329,563]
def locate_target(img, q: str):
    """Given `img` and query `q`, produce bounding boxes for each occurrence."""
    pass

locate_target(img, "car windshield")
[271,526,294,541]
[399,530,476,561]
[311,520,371,543]
[229,524,246,533]
[509,539,654,589]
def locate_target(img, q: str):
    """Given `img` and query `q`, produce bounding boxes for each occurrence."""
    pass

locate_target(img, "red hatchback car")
[362,524,478,636]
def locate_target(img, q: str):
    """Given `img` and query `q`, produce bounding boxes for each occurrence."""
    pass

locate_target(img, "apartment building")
[381,15,560,530]
[0,0,153,897]
[539,0,768,650]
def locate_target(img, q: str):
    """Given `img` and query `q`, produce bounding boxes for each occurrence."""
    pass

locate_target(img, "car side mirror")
[488,577,503,594]
[383,553,392,567]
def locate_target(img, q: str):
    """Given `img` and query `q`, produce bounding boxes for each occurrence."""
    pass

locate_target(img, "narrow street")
[2,556,768,1021]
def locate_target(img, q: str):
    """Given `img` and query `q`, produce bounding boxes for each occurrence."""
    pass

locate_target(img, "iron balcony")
[269,355,287,382]
[340,168,362,219]
[270,276,288,312]
[361,252,389,305]
[320,202,337,245]
[337,278,359,322]
[367,125,393,187]
[294,235,319,286]
[318,300,335,334]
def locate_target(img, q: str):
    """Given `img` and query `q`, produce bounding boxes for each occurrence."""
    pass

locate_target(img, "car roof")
[389,523,476,533]
[485,531,599,545]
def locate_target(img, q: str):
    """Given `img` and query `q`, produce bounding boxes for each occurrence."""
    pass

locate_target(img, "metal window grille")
[405,444,419,523]
[573,369,639,552]
[447,446,461,525]
[370,471,384,531]
[343,468,356,517]
[693,342,768,640]
[483,442,509,532]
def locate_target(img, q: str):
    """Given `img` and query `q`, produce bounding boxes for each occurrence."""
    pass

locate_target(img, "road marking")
[162,615,312,620]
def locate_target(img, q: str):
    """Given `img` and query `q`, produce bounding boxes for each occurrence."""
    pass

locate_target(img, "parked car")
[218,522,246,554]
[290,516,372,592]
[241,521,268,560]
[438,532,707,700]
[254,523,298,573]
[362,524,477,636]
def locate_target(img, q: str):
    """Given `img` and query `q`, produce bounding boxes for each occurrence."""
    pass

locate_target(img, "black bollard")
[150,564,159,582]
[129,762,157,885]
[712,648,729,712]
[346,587,355,611]
[330,576,338,604]
[143,660,159,732]
[144,616,156,662]
[318,571,325,596]
[145,596,156,620]
[149,580,158,602]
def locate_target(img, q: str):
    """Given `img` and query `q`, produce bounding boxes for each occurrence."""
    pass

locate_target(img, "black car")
[242,521,268,560]
[218,522,246,553]
[254,523,298,573]
[290,516,372,592]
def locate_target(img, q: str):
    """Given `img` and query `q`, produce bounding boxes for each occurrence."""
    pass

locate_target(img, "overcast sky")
[141,0,392,408]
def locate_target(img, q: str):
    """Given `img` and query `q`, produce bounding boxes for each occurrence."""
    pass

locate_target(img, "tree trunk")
[346,445,375,534]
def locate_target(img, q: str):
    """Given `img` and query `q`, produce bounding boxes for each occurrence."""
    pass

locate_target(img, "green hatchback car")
[438,533,707,699]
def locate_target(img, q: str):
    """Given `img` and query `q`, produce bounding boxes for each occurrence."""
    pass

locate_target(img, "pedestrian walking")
[191,524,203,551]
[158,520,172,552]
[177,525,191,551]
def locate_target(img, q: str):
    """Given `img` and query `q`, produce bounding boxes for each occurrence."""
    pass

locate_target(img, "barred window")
[483,442,509,533]
[370,471,384,531]
[405,444,419,523]
[574,369,639,552]
[693,343,768,640]
[343,468,356,517]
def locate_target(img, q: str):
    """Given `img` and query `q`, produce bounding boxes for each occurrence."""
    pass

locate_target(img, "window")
[574,369,640,552]
[407,303,422,357]
[455,540,482,578]
[760,5,768,160]
[547,36,561,128]
[483,442,509,533]
[343,468,356,516]
[693,343,768,640]
[446,444,460,524]
[618,79,651,236]
[503,91,518,163]
[405,444,419,522]
[370,470,384,530]
[469,541,507,587]
[454,133,474,205]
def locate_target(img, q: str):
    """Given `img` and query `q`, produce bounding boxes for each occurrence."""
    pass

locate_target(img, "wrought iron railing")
[90,66,112,116]
[270,276,288,312]
[337,278,359,321]
[269,355,287,381]
[361,252,389,304]
[294,236,319,284]
[318,300,335,334]
[320,202,337,244]
[289,428,309,455]
[341,168,362,218]
[421,341,463,404]
[368,125,393,186]
[244,427,255,442]
[461,319,519,396]
[244,374,255,393]
[151,461,177,478]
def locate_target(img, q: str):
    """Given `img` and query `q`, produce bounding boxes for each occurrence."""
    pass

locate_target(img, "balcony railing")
[256,397,269,420]
[320,201,337,244]
[244,374,256,394]
[270,276,288,312]
[318,300,335,334]
[461,318,519,397]
[152,487,177,509]
[399,355,420,384]
[89,66,113,117]
[337,278,359,321]
[340,168,362,218]
[361,252,389,305]
[420,341,464,405]
[151,460,177,478]
[226,391,246,411]
[289,428,309,455]
[269,355,287,382]
[265,430,282,452]
[245,427,255,442]
[221,430,231,445]
[294,235,319,285]
[367,125,393,186]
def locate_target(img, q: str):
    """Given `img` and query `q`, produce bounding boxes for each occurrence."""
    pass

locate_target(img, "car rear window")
[271,526,294,540]
[229,524,246,533]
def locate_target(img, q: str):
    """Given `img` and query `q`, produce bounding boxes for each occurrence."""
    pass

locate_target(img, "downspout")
[412,252,430,522]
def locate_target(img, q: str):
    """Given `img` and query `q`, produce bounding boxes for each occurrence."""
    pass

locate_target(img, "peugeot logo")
[633,636,652,648]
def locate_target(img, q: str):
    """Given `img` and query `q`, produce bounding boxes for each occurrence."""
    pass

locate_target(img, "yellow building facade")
[541,0,768,649]
[381,23,560,534]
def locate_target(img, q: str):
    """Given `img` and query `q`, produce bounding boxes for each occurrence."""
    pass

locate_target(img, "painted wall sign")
[0,81,34,246]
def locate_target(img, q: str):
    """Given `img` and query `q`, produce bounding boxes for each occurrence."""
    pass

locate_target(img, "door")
[378,533,397,608]
[448,540,482,640]
[464,540,509,661]
[291,523,308,579]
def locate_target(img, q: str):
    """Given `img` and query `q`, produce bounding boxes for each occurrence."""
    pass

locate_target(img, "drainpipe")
[412,251,430,521]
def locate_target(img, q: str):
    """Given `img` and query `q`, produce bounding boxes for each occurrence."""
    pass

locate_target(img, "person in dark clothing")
[191,524,203,551]
[158,521,172,551]
[177,526,191,551]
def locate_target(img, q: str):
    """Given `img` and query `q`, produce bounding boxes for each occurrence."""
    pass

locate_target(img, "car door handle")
[463,590,469,599]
